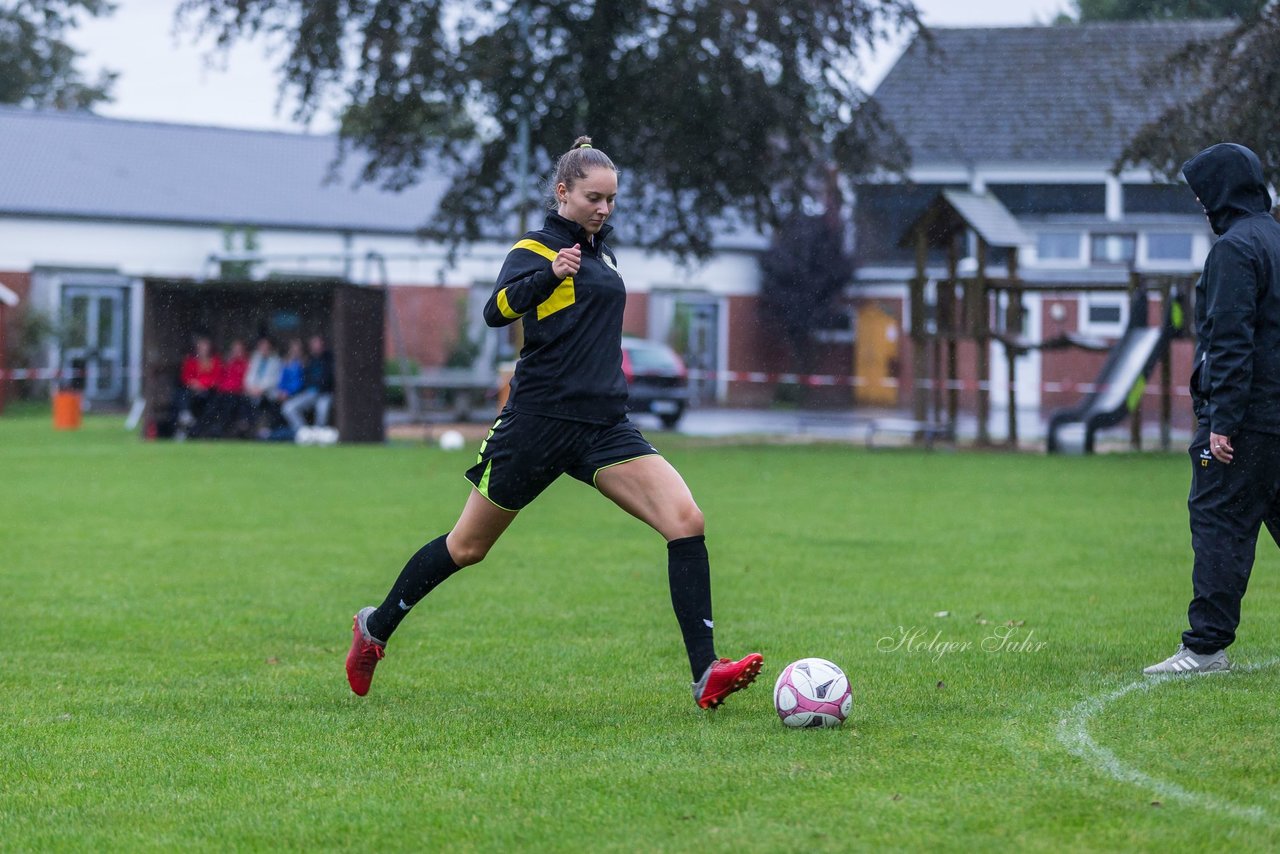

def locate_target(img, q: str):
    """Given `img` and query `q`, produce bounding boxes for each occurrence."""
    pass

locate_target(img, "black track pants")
[1183,426,1280,653]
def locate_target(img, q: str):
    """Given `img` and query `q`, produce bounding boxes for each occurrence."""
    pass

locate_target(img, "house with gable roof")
[853,20,1234,437]
[0,106,772,419]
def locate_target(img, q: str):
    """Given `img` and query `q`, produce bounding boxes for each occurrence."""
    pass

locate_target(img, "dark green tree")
[758,170,854,379]
[177,0,920,256]
[0,1,117,109]
[1065,0,1265,21]
[1117,5,1280,189]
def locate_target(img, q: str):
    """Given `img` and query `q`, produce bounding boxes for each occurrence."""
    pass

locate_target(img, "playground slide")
[1046,325,1172,454]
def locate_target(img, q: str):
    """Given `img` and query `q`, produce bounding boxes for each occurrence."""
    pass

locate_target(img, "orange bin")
[52,391,83,430]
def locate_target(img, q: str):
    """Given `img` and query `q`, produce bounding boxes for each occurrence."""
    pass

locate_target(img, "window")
[1146,232,1193,262]
[622,339,684,372]
[988,183,1106,216]
[1123,183,1203,215]
[812,306,855,343]
[1090,233,1136,265]
[1079,294,1128,337]
[1088,303,1122,325]
[1037,232,1082,262]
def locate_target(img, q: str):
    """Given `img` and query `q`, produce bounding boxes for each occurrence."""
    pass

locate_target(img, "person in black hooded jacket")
[343,136,763,709]
[1145,142,1280,675]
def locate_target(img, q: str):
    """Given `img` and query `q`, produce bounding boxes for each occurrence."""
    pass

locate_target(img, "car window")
[624,342,680,372]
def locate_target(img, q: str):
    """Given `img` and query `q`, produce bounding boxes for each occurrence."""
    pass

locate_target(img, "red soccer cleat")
[692,653,764,709]
[345,606,385,696]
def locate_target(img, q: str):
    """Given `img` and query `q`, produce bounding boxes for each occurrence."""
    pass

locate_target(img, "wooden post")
[1131,393,1143,450]
[1160,280,1172,452]
[931,293,943,424]
[1129,271,1142,451]
[0,301,7,416]
[1005,250,1022,448]
[945,237,960,430]
[912,230,929,431]
[974,239,991,446]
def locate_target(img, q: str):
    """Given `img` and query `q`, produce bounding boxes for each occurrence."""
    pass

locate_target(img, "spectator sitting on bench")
[173,333,221,438]
[208,338,249,438]
[275,338,305,404]
[242,335,282,435]
[282,334,335,431]
[259,338,304,440]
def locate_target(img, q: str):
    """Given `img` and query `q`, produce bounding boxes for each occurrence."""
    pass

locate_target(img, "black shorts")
[464,410,661,511]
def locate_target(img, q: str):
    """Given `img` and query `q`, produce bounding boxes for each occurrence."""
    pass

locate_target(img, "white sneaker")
[1143,643,1231,675]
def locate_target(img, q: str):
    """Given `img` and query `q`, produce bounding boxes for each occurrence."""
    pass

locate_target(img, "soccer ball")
[773,658,852,728]
[438,429,466,451]
[295,426,339,445]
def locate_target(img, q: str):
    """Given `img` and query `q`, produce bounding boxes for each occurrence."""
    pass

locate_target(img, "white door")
[649,291,724,404]
[60,283,130,404]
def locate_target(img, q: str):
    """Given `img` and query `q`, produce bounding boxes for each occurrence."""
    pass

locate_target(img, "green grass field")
[3,407,1279,851]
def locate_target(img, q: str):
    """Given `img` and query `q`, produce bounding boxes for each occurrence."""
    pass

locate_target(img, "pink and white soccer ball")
[773,658,852,728]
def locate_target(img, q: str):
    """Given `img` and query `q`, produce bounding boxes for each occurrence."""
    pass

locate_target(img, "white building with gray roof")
[0,106,766,411]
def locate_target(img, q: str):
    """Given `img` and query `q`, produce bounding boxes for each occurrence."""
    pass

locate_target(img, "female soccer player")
[346,137,762,709]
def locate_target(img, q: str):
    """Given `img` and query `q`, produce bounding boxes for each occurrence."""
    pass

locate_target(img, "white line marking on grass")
[1056,658,1280,823]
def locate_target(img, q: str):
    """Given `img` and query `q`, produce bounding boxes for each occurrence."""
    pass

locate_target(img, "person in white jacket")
[242,336,283,435]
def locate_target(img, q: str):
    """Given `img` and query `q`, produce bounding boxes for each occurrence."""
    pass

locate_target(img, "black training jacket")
[1182,143,1280,436]
[484,212,629,424]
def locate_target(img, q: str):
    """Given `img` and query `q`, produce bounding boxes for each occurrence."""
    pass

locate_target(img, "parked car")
[621,336,690,429]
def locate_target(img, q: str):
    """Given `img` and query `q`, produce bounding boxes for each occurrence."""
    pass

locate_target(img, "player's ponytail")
[549,135,617,206]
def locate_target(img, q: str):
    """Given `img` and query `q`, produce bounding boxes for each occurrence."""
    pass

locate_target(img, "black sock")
[668,535,717,680]
[366,535,462,642]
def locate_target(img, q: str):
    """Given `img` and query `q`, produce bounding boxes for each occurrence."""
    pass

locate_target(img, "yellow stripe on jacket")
[512,238,576,320]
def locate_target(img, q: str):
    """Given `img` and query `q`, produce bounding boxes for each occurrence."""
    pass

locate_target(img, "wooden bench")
[797,415,955,449]
[861,417,955,450]
[388,369,499,421]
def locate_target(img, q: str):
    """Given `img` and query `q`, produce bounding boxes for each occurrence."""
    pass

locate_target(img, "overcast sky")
[69,0,1073,134]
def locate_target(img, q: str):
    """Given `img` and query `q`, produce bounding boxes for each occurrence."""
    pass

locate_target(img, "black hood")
[1181,143,1273,235]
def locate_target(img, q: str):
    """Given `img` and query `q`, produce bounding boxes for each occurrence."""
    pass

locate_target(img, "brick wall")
[0,271,33,413]
[0,271,32,304]
[389,287,655,372]
[385,284,465,368]
[724,295,791,406]
[382,284,1198,424]
[622,291,648,338]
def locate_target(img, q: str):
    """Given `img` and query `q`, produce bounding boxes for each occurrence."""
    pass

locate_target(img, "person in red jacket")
[209,339,250,438]
[174,334,222,438]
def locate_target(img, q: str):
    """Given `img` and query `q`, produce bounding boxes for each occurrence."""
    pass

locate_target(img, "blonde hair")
[549,136,617,207]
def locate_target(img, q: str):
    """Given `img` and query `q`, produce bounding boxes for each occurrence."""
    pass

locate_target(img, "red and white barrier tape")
[685,369,1191,397]
[0,368,84,380]
[0,366,1191,398]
